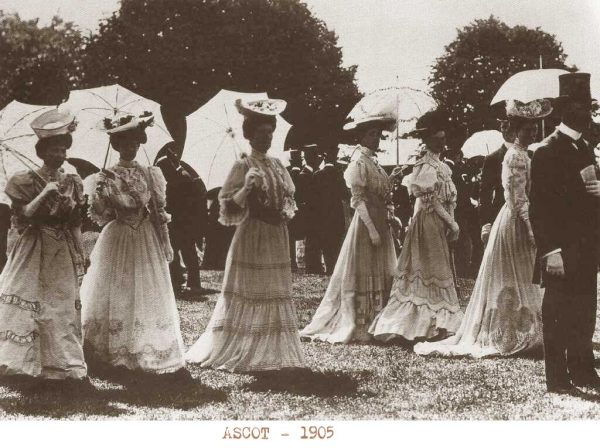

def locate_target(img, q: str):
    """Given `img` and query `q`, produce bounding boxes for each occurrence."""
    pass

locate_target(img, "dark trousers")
[542,250,598,387]
[304,232,323,274]
[169,221,200,290]
[289,237,298,269]
[320,229,344,275]
[0,204,10,272]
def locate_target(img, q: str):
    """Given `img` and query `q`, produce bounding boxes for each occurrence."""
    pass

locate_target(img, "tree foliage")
[429,16,571,147]
[82,0,360,146]
[0,11,84,108]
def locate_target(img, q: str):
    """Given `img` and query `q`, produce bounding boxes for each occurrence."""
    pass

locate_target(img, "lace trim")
[86,341,184,374]
[0,294,40,313]
[210,323,300,336]
[0,330,38,344]
[229,260,291,270]
[395,269,455,289]
[222,291,293,303]
[388,281,461,313]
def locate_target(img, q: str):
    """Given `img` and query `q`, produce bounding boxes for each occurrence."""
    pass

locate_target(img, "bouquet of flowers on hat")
[100,111,154,134]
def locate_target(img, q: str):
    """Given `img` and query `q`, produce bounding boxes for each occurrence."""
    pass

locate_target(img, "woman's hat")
[235,98,287,117]
[99,111,154,134]
[342,115,396,132]
[505,98,553,119]
[410,109,448,138]
[30,109,77,139]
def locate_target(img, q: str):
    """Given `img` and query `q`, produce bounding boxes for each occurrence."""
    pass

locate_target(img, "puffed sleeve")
[344,159,368,209]
[502,150,530,222]
[218,159,249,226]
[5,171,36,216]
[83,172,116,227]
[409,161,438,206]
[147,166,170,224]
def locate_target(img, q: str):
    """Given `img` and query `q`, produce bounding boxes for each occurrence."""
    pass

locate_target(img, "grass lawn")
[1,271,600,420]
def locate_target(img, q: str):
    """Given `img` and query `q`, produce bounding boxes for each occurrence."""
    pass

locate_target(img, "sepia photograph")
[0,0,600,445]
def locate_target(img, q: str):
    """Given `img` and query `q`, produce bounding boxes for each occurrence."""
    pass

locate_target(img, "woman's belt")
[249,204,284,225]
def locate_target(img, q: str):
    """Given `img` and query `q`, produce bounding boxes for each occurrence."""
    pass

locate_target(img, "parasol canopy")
[64,84,172,168]
[490,68,569,106]
[182,89,291,190]
[460,130,505,159]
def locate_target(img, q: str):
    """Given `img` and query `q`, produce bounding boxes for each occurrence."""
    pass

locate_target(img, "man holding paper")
[530,72,600,394]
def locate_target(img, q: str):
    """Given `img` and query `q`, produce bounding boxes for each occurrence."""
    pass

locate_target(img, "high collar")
[39,165,62,180]
[424,148,441,161]
[557,123,583,141]
[118,159,139,168]
[249,149,268,161]
[510,140,528,152]
[359,145,377,159]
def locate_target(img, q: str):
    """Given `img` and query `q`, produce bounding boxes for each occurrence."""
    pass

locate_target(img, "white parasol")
[461,130,505,159]
[490,69,569,105]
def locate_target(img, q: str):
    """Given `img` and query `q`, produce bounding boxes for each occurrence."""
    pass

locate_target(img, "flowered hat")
[30,109,77,139]
[235,98,287,117]
[99,111,154,134]
[505,99,553,119]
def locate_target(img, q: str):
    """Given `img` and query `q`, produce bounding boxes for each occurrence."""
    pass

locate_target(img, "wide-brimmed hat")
[505,99,553,119]
[342,115,396,132]
[99,111,154,134]
[410,109,448,138]
[558,72,592,105]
[30,109,77,139]
[235,98,287,117]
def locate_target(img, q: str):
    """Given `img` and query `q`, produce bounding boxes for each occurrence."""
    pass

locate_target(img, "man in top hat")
[530,72,600,394]
[313,142,349,275]
[297,144,324,274]
[478,116,515,246]
[287,149,304,270]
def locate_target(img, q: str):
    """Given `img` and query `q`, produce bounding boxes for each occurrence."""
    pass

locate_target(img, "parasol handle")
[0,144,46,185]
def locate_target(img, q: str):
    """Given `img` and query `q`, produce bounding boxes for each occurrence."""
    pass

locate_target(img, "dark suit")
[478,144,508,227]
[298,165,322,274]
[313,163,349,274]
[530,129,600,388]
[287,165,303,268]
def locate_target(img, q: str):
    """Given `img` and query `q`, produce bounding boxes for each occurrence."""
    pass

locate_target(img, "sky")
[2,0,599,96]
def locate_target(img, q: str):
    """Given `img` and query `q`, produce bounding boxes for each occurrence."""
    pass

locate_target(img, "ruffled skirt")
[81,217,186,373]
[0,226,87,379]
[370,209,463,341]
[300,211,396,343]
[185,218,305,372]
[414,205,542,357]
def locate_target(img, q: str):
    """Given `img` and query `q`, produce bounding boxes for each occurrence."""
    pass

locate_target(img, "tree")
[81,0,360,147]
[0,12,84,108]
[429,16,571,148]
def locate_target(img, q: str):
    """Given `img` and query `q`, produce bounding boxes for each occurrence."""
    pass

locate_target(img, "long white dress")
[300,147,396,343]
[81,160,186,373]
[414,144,543,357]
[185,152,305,372]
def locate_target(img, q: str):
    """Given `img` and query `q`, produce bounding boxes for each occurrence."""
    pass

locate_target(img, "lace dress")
[185,152,305,372]
[0,169,87,379]
[300,147,396,343]
[370,150,463,341]
[415,145,542,357]
[81,161,185,373]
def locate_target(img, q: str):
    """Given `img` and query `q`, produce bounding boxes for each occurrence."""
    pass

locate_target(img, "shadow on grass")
[88,363,228,411]
[0,376,126,418]
[245,368,373,398]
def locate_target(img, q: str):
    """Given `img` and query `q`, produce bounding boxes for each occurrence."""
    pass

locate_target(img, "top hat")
[30,109,77,139]
[558,72,592,105]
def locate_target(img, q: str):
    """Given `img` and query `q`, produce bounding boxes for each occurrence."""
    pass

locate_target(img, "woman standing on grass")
[185,98,305,372]
[414,99,549,358]
[300,115,397,344]
[81,112,186,376]
[370,110,463,343]
[0,110,89,388]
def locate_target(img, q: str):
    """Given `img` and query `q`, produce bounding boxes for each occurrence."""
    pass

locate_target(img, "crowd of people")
[0,71,598,397]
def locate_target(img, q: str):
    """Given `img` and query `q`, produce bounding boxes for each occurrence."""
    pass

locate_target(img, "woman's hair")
[109,127,148,151]
[242,114,276,140]
[35,134,73,159]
